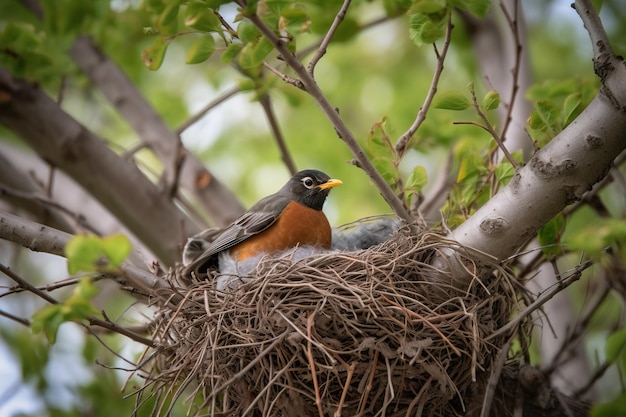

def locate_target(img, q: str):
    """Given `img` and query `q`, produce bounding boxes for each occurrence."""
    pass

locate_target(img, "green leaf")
[156,1,181,36]
[591,393,626,417]
[101,234,132,268]
[409,0,447,14]
[365,119,400,188]
[185,3,222,32]
[65,234,107,274]
[534,100,560,128]
[408,11,448,46]
[31,304,64,344]
[450,0,491,18]
[606,329,626,363]
[494,159,515,186]
[65,234,130,274]
[279,8,311,36]
[562,93,582,125]
[237,20,261,43]
[222,42,243,63]
[186,34,216,64]
[481,90,500,112]
[434,91,470,111]
[141,36,171,70]
[238,36,273,68]
[405,166,428,205]
[537,214,565,257]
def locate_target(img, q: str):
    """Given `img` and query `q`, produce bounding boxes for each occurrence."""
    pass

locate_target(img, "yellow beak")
[317,178,343,190]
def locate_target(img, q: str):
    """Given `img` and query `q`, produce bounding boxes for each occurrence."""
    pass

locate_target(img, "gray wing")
[183,193,290,275]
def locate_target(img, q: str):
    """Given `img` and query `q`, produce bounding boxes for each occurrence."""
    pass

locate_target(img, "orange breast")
[231,201,331,261]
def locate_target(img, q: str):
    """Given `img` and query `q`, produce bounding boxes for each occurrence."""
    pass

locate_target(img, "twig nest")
[147,223,518,417]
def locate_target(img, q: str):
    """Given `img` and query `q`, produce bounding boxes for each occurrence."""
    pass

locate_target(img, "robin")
[183,169,342,278]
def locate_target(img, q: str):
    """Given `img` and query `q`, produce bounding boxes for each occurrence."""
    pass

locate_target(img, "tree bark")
[0,69,198,266]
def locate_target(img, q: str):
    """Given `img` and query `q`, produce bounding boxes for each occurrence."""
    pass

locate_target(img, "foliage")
[1,0,626,415]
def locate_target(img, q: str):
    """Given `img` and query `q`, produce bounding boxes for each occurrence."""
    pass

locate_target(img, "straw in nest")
[142,222,520,417]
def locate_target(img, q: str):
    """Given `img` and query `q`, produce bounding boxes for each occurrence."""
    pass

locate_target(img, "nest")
[142,224,521,417]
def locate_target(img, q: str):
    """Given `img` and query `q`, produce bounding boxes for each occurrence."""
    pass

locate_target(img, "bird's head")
[283,169,342,210]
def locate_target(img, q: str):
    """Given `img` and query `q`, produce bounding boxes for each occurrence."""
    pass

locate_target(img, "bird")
[183,169,342,279]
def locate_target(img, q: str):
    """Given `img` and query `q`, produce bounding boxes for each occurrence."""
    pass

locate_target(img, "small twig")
[262,62,306,90]
[454,87,520,169]
[487,259,593,341]
[175,86,240,134]
[306,311,325,417]
[395,15,453,157]
[307,0,352,76]
[297,15,390,61]
[244,11,412,221]
[0,183,99,234]
[481,337,513,417]
[498,0,523,150]
[0,263,58,304]
[0,309,31,326]
[258,94,297,175]
[87,314,155,348]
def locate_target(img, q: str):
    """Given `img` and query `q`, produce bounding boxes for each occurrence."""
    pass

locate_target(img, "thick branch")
[0,70,197,266]
[68,36,244,226]
[0,210,166,294]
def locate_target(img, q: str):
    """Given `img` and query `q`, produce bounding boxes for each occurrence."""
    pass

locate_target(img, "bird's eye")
[302,177,315,189]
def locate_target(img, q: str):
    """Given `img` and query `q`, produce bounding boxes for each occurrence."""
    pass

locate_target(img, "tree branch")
[395,15,453,157]
[0,210,167,294]
[241,7,412,222]
[574,0,614,60]
[258,94,297,175]
[0,70,196,266]
[67,36,244,226]
[306,0,352,76]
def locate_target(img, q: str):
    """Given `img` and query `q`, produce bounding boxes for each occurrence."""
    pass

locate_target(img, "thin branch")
[458,87,520,169]
[0,183,98,234]
[0,262,58,304]
[175,86,240,135]
[87,315,155,348]
[0,211,168,295]
[0,70,195,265]
[481,337,513,417]
[487,260,593,341]
[263,62,306,90]
[0,309,31,326]
[498,0,523,154]
[395,15,453,157]
[573,0,614,60]
[258,94,297,175]
[243,9,412,221]
[306,0,352,76]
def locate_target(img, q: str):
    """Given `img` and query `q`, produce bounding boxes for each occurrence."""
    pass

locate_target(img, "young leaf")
[481,90,500,112]
[537,214,565,257]
[31,304,64,344]
[186,34,216,64]
[405,166,428,206]
[65,234,106,274]
[451,0,491,18]
[185,3,222,32]
[606,328,626,363]
[156,1,181,36]
[222,42,243,63]
[434,91,470,111]
[408,11,447,46]
[141,36,170,70]
[562,93,582,125]
[101,234,132,268]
